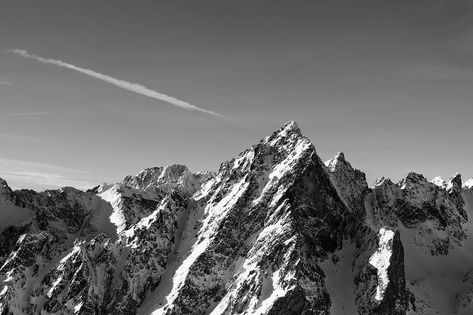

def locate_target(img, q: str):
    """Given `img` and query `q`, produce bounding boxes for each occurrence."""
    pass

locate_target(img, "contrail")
[8,49,223,117]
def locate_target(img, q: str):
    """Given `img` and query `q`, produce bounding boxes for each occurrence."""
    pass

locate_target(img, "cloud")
[0,158,96,190]
[0,80,11,86]
[8,49,223,118]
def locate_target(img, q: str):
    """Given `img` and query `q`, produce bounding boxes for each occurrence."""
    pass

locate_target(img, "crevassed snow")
[369,227,395,301]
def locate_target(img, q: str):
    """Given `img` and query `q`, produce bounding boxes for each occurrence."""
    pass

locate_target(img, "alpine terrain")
[1,121,472,315]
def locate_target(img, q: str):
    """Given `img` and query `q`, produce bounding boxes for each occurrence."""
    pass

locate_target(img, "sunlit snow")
[369,227,395,301]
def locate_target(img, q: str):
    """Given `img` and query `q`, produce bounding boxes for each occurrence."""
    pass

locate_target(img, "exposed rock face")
[0,121,471,314]
[325,152,369,218]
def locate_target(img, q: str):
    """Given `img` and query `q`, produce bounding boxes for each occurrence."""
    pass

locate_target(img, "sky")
[0,0,472,190]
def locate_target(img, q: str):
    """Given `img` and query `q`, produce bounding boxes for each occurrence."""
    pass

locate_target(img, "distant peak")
[0,178,13,198]
[137,167,164,176]
[0,177,9,188]
[404,172,427,182]
[335,151,345,161]
[431,176,447,188]
[464,178,473,189]
[373,176,393,188]
[446,173,462,191]
[162,164,189,175]
[449,173,462,185]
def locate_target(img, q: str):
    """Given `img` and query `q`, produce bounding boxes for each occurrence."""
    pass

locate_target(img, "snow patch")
[74,301,83,313]
[431,176,447,188]
[47,276,63,298]
[324,152,344,172]
[149,177,250,314]
[269,139,311,180]
[98,185,126,234]
[369,227,395,301]
[464,178,473,189]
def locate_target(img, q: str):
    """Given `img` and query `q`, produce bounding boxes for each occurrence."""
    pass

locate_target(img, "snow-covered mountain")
[1,121,472,314]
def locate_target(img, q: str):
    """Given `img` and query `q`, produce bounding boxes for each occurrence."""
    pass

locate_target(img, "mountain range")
[1,121,472,315]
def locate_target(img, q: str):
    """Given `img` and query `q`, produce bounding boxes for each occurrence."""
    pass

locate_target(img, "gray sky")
[0,0,472,190]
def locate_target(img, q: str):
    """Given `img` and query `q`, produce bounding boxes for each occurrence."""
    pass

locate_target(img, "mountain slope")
[0,121,472,315]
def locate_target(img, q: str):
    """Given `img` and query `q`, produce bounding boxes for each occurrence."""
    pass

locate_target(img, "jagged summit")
[464,178,473,189]
[1,121,473,315]
[278,119,300,134]
[324,151,368,216]
[447,172,462,190]
[119,164,209,196]
[400,172,428,187]
[324,151,345,171]
[431,176,447,188]
[373,176,392,187]
[263,120,303,146]
[0,178,13,200]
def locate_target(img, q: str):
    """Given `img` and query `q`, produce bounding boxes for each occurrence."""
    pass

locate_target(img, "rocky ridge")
[0,121,472,314]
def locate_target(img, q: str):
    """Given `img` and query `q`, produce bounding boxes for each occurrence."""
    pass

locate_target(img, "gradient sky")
[1,0,473,190]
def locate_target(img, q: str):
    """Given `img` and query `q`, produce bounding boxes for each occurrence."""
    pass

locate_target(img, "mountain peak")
[325,152,345,172]
[373,176,394,188]
[464,178,473,189]
[400,172,428,188]
[0,177,9,190]
[447,172,462,189]
[0,178,13,200]
[324,151,368,215]
[281,120,300,133]
[431,176,447,188]
[263,120,302,144]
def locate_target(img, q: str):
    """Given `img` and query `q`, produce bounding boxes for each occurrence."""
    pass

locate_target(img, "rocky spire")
[325,152,368,216]
[464,178,473,189]
[446,173,467,220]
[0,178,13,201]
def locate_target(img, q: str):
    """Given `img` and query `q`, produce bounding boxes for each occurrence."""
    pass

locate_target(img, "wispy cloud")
[0,80,11,86]
[0,158,96,190]
[6,111,51,117]
[8,49,223,118]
